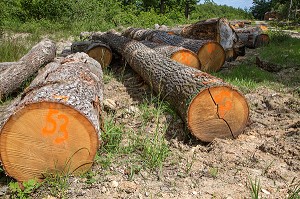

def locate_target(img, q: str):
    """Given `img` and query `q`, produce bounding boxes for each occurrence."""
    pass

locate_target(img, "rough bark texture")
[140,40,201,69]
[97,32,249,142]
[0,39,56,100]
[123,28,226,72]
[0,53,103,182]
[71,40,112,67]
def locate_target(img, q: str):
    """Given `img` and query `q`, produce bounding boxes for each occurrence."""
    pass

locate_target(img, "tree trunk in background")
[140,40,201,69]
[235,27,270,48]
[122,28,225,72]
[0,39,56,100]
[97,31,249,143]
[160,0,165,14]
[0,53,103,182]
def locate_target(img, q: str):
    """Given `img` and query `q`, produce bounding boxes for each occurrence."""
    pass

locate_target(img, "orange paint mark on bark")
[167,32,175,35]
[214,90,233,118]
[42,109,69,144]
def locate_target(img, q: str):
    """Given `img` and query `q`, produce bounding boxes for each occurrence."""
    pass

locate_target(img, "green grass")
[9,179,41,199]
[214,63,276,93]
[258,31,300,68]
[248,176,261,199]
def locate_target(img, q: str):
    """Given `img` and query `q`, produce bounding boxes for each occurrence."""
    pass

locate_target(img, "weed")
[287,178,300,199]
[263,160,275,175]
[185,151,196,175]
[209,167,218,178]
[81,171,97,185]
[248,176,261,199]
[42,172,70,199]
[9,179,40,199]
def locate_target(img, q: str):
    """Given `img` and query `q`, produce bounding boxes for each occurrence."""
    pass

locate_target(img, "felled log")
[122,28,225,72]
[71,40,112,68]
[0,39,56,100]
[166,18,245,61]
[140,40,201,69]
[235,27,270,48]
[255,57,281,72]
[0,53,103,182]
[229,20,252,28]
[98,31,249,142]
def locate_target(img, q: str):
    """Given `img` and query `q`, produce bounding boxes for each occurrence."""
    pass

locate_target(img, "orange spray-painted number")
[214,91,233,118]
[42,109,69,144]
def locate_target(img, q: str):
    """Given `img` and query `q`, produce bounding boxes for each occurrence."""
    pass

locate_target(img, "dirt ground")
[0,39,299,199]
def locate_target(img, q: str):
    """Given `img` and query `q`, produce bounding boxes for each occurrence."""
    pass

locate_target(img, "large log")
[166,18,245,61]
[140,40,201,69]
[71,40,112,68]
[0,39,56,100]
[235,27,270,48]
[122,28,226,72]
[98,32,249,142]
[0,53,103,182]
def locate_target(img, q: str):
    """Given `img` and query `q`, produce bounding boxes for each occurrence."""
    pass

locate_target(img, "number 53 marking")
[42,109,69,144]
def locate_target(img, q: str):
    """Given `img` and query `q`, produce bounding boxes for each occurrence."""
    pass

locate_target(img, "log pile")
[0,17,264,181]
[97,31,249,142]
[0,53,102,182]
[121,28,226,72]
[234,26,270,48]
[162,18,246,61]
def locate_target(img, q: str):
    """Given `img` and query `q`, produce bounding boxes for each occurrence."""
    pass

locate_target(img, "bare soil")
[0,42,299,199]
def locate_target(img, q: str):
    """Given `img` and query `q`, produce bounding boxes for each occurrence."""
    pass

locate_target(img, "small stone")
[120,181,138,193]
[110,180,119,188]
[192,191,197,195]
[261,188,270,195]
[101,186,107,193]
[103,99,117,111]
[145,192,150,197]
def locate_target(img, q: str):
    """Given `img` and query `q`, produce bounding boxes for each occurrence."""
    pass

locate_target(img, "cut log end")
[254,34,270,48]
[87,45,112,68]
[170,50,201,69]
[0,102,99,182]
[197,42,225,72]
[187,86,249,142]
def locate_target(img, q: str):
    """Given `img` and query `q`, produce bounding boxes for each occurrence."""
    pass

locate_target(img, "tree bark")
[0,53,103,182]
[0,39,56,100]
[122,28,226,72]
[71,40,112,68]
[235,27,270,48]
[98,31,249,143]
[140,40,201,69]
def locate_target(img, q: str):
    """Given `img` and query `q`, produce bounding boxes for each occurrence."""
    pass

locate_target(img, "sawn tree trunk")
[98,31,249,143]
[0,53,103,182]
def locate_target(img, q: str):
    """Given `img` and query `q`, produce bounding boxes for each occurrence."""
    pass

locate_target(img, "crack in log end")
[208,88,235,138]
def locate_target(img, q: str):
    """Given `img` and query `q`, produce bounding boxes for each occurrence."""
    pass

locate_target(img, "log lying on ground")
[122,28,225,72]
[140,40,201,69]
[98,32,249,142]
[166,18,245,61]
[0,53,103,182]
[71,40,112,68]
[0,39,56,100]
[235,27,270,48]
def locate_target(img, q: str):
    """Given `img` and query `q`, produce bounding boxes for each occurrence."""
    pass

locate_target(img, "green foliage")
[9,179,41,199]
[288,184,300,199]
[1,0,252,34]
[42,172,70,199]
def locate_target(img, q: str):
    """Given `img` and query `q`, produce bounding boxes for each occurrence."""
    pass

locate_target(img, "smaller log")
[255,57,281,72]
[0,53,103,182]
[140,40,201,69]
[0,39,56,100]
[71,40,112,68]
[235,27,270,48]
